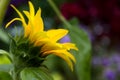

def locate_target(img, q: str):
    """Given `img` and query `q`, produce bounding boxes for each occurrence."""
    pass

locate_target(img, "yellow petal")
[23,11,35,28]
[43,50,76,63]
[24,22,31,37]
[24,8,43,32]
[23,11,34,32]
[34,38,49,47]
[62,43,78,50]
[29,31,47,43]
[28,1,35,18]
[47,29,68,42]
[63,51,76,63]
[43,50,75,71]
[57,53,74,71]
[10,4,26,27]
[5,18,21,28]
[23,10,30,19]
[34,8,43,31]
[41,42,62,52]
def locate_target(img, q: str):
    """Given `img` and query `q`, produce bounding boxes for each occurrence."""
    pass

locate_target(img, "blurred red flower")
[60,0,120,40]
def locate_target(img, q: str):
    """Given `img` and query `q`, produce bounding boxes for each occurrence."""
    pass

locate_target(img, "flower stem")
[0,0,10,25]
[47,0,71,29]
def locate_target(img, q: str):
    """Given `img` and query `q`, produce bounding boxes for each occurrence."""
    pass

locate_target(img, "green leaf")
[20,67,53,80]
[0,71,13,80]
[67,18,91,80]
[0,64,13,72]
[0,50,12,72]
[0,29,9,44]
[0,49,11,64]
[0,49,9,55]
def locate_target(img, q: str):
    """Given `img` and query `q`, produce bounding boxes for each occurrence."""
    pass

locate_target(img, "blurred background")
[1,0,120,80]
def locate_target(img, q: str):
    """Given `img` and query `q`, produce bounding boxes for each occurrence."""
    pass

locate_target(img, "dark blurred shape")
[60,0,120,43]
[10,0,28,6]
[61,2,91,25]
[4,0,28,22]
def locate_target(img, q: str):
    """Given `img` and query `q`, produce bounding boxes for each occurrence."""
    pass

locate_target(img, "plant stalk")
[0,0,10,25]
[47,0,72,29]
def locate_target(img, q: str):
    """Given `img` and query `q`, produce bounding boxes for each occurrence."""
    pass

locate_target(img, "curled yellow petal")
[62,43,78,50]
[5,18,21,28]
[42,50,75,71]
[43,50,76,63]
[10,4,26,27]
[41,42,62,52]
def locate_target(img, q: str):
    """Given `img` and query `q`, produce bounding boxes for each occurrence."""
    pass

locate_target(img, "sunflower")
[6,1,78,71]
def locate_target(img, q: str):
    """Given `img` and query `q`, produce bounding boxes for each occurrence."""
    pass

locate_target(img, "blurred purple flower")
[117,64,120,73]
[102,57,110,67]
[80,24,94,42]
[104,68,116,80]
[92,56,101,66]
[111,54,120,64]
[60,35,71,43]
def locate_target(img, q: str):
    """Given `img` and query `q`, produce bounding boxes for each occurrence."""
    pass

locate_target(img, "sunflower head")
[6,1,78,71]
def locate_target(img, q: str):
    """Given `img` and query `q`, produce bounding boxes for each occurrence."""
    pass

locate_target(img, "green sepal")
[9,38,17,56]
[20,67,53,80]
[0,71,13,80]
[9,37,45,69]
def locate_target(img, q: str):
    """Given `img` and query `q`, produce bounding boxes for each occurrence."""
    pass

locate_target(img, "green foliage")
[0,71,12,80]
[20,67,53,80]
[0,29,9,50]
[0,55,11,64]
[0,50,13,79]
[0,0,10,25]
[68,18,91,80]
[0,64,12,72]
[0,29,9,44]
[0,49,11,64]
